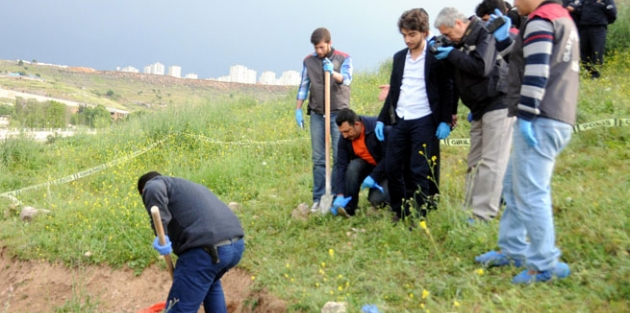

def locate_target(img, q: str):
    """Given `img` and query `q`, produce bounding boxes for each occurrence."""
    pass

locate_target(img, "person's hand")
[378,85,390,101]
[434,46,453,60]
[435,122,451,140]
[332,195,352,209]
[152,235,172,255]
[295,109,304,128]
[361,176,384,193]
[451,114,458,129]
[518,119,538,147]
[488,8,511,41]
[323,58,334,74]
[467,112,473,123]
[375,121,385,141]
[330,206,338,216]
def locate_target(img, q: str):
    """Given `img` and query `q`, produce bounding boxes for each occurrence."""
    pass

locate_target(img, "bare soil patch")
[0,247,286,313]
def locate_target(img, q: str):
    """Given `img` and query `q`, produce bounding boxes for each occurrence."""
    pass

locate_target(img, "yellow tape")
[1,118,627,202]
[443,118,630,147]
[182,133,303,145]
[0,136,170,199]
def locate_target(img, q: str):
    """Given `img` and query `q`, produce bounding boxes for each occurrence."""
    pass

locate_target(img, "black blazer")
[377,46,453,127]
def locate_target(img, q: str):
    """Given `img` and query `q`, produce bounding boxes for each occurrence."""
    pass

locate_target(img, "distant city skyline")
[117,61,300,85]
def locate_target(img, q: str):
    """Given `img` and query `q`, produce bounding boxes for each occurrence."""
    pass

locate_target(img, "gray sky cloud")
[1,0,477,78]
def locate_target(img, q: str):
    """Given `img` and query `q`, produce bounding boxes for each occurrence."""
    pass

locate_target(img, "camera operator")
[431,7,514,222]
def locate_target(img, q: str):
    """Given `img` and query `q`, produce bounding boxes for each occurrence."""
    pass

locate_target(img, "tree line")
[0,98,113,128]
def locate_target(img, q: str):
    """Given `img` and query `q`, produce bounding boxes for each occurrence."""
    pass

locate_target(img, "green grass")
[1,51,630,313]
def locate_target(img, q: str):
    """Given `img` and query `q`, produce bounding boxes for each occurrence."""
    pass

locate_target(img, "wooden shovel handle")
[151,206,174,279]
[324,72,331,195]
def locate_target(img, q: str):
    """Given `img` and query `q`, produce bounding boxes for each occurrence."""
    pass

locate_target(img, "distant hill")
[0,59,293,112]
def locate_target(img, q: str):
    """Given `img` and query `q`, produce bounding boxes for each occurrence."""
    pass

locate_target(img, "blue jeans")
[166,239,245,313]
[385,115,437,218]
[310,112,340,202]
[343,158,389,214]
[498,118,572,272]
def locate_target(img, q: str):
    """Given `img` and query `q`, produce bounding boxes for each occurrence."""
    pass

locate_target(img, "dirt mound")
[0,247,286,313]
[67,66,97,73]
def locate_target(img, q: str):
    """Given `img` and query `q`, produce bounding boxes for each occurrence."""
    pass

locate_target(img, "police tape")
[0,136,171,199]
[440,118,630,147]
[182,133,302,145]
[1,118,628,201]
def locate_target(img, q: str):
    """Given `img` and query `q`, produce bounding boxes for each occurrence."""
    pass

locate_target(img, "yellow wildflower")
[422,289,430,299]
[419,221,427,230]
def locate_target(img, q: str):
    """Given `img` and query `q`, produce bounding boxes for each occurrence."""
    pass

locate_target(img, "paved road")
[0,87,129,115]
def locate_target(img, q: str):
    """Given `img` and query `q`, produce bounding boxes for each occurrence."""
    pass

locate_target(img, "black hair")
[475,0,507,17]
[137,171,162,195]
[311,27,331,45]
[335,108,360,127]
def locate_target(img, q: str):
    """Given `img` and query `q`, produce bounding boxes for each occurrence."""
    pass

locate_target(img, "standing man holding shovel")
[294,27,353,213]
[137,171,245,313]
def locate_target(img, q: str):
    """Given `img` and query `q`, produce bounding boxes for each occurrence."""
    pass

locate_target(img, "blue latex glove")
[467,112,473,122]
[488,8,511,41]
[375,121,385,141]
[518,119,538,147]
[434,46,454,60]
[435,122,451,140]
[361,176,384,193]
[295,109,304,128]
[323,58,334,74]
[330,206,338,216]
[332,196,352,209]
[152,235,172,256]
[361,304,382,313]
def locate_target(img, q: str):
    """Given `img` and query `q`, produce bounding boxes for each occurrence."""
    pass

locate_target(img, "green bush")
[606,0,629,53]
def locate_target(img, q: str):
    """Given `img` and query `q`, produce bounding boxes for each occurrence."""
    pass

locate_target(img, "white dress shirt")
[396,43,432,120]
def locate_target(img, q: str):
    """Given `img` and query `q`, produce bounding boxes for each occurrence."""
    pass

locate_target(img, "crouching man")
[332,109,389,217]
[138,171,245,313]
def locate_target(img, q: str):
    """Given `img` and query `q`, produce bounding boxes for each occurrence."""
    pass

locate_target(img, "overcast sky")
[1,0,477,79]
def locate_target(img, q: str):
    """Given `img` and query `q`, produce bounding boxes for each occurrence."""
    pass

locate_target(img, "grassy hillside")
[1,26,630,313]
[0,59,292,112]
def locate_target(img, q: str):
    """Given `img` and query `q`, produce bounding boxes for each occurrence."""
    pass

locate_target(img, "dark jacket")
[562,0,581,24]
[334,116,389,195]
[142,176,244,256]
[446,16,508,120]
[377,46,453,127]
[574,0,617,27]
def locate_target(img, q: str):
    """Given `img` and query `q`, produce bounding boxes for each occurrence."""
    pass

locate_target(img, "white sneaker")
[310,201,320,213]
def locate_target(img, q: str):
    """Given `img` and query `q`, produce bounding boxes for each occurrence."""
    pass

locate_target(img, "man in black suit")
[375,8,454,222]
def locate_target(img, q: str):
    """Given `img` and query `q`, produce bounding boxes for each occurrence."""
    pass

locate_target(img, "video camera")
[429,35,454,54]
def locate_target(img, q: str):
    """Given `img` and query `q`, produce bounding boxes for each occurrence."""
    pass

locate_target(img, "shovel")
[318,71,334,214]
[151,206,174,278]
[136,206,174,313]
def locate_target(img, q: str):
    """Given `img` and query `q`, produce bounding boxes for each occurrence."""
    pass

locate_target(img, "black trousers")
[385,115,439,219]
[580,26,607,77]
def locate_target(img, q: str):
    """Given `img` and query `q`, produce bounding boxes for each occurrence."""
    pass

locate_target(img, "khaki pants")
[464,109,514,221]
